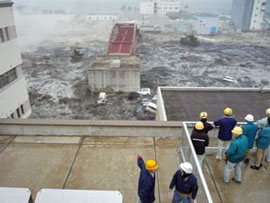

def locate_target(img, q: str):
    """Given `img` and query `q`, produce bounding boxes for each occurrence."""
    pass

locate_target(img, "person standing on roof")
[242,114,259,164]
[191,121,209,167]
[169,162,198,203]
[214,107,237,160]
[223,126,248,184]
[256,108,270,163]
[250,117,270,170]
[137,155,158,203]
[199,112,214,134]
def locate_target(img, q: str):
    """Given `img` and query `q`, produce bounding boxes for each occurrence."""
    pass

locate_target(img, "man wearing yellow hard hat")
[137,155,158,203]
[214,107,237,160]
[223,126,248,184]
[191,121,209,167]
[256,108,270,163]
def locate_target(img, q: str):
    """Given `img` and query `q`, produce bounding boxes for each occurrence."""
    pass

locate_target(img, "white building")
[250,0,267,30]
[87,14,118,21]
[140,0,180,15]
[232,0,266,31]
[0,0,32,118]
[195,15,219,35]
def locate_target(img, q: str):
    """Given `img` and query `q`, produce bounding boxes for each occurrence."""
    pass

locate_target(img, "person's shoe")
[260,164,263,168]
[250,165,260,170]
[232,178,241,184]
[216,156,222,160]
[222,178,229,184]
[244,158,249,164]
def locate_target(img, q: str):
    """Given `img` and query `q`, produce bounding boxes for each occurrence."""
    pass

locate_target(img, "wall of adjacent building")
[0,1,32,118]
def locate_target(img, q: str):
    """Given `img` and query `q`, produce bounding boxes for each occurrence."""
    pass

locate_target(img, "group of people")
[191,107,270,184]
[137,107,270,203]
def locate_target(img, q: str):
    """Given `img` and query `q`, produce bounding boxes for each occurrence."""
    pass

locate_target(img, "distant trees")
[180,35,200,47]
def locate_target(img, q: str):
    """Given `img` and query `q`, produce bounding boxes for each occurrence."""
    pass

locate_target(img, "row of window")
[9,104,24,119]
[0,26,17,43]
[0,68,18,89]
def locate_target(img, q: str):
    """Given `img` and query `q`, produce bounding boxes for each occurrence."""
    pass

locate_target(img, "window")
[10,113,14,118]
[0,28,4,42]
[0,68,18,89]
[20,104,24,115]
[5,27,10,41]
[16,107,21,118]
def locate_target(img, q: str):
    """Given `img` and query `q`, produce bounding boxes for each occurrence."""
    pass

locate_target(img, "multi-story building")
[0,0,32,118]
[195,14,219,35]
[232,0,267,31]
[140,0,180,15]
[88,23,140,93]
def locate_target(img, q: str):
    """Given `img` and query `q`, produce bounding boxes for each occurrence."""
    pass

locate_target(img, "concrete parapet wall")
[0,119,182,137]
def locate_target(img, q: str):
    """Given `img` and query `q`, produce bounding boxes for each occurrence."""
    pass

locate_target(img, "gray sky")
[13,0,233,14]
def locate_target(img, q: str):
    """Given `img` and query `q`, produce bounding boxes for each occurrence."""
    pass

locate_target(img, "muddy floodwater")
[17,14,270,120]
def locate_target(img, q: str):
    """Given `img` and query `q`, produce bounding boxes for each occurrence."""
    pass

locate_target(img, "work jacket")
[169,170,198,200]
[256,117,269,128]
[256,126,270,150]
[200,119,214,134]
[214,117,237,141]
[191,129,209,155]
[243,122,259,149]
[137,157,156,203]
[226,134,248,163]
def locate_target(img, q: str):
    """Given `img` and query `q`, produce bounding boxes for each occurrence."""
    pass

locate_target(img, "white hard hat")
[179,162,193,174]
[245,114,254,122]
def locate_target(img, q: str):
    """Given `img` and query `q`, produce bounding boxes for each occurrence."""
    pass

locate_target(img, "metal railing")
[179,122,213,203]
[179,121,247,203]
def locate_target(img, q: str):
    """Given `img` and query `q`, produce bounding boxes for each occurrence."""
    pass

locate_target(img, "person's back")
[191,129,209,155]
[256,126,270,150]
[226,134,248,163]
[214,117,237,141]
[137,156,158,203]
[243,122,258,148]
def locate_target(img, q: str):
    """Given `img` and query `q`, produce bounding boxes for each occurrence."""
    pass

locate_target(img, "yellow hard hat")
[266,108,270,116]
[231,126,243,136]
[195,122,204,130]
[224,107,232,116]
[200,112,208,119]
[146,160,159,171]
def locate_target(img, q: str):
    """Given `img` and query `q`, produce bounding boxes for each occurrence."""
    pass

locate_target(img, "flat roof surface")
[162,88,270,121]
[0,136,180,203]
[108,24,136,55]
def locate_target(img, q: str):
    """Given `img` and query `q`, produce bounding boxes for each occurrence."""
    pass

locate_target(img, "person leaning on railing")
[242,114,259,164]
[191,121,209,167]
[222,126,248,184]
[214,107,237,160]
[169,162,198,203]
[250,117,270,170]
[256,108,270,163]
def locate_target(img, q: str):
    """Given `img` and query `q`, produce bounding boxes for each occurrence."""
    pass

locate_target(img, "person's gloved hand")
[137,155,143,159]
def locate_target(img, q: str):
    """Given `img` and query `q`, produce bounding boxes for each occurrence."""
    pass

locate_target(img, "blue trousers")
[172,190,191,203]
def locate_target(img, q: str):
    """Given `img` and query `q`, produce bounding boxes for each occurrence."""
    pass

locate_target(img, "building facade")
[140,0,180,15]
[232,0,267,31]
[195,15,219,35]
[87,14,118,21]
[0,0,32,118]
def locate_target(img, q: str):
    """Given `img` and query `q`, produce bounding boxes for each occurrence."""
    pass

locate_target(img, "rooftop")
[160,87,270,121]
[107,23,137,56]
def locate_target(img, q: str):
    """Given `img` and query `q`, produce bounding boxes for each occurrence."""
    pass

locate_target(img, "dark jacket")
[214,117,237,141]
[256,126,270,150]
[226,134,248,163]
[137,157,156,203]
[201,119,214,134]
[191,129,209,155]
[169,170,198,200]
